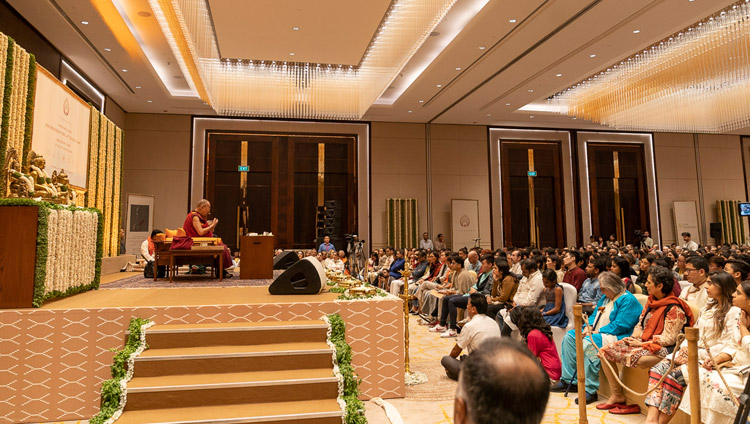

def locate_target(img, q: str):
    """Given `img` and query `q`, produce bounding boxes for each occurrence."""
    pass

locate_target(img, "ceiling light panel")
[148,0,460,119]
[551,0,750,133]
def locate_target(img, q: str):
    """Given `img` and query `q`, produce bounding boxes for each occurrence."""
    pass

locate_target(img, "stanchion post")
[399,263,412,374]
[574,305,588,424]
[686,327,701,424]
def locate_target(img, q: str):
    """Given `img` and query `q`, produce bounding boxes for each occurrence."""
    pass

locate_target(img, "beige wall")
[654,132,747,246]
[430,124,492,250]
[653,133,700,246]
[370,122,427,250]
[123,113,192,232]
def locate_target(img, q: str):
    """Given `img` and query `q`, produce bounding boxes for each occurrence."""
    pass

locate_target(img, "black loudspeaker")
[273,251,300,270]
[710,222,722,240]
[269,257,327,295]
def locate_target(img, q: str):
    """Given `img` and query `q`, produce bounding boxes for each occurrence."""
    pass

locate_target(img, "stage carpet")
[100,271,281,289]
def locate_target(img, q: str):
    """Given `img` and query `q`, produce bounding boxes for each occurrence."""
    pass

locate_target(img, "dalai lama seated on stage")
[183,199,233,278]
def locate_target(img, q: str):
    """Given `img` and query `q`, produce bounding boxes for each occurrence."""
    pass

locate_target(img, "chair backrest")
[633,284,643,295]
[559,282,577,325]
[686,300,701,320]
[634,293,648,308]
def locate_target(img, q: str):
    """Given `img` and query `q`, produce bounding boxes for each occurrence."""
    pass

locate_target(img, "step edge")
[136,348,333,361]
[118,410,343,424]
[146,324,329,334]
[128,376,339,393]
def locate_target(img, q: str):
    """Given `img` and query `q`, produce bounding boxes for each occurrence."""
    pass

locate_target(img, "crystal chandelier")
[148,0,457,119]
[550,0,750,133]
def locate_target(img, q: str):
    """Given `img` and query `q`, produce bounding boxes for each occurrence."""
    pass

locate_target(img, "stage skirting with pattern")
[0,287,404,423]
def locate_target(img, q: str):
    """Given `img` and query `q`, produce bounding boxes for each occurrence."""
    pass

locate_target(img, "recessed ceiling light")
[436,84,442,88]
[293,27,300,31]
[104,48,111,52]
[455,67,461,71]
[589,54,597,58]
[528,89,534,93]
[572,117,577,120]
[122,69,128,72]
[408,110,413,113]
[135,86,141,89]
[81,21,89,25]
[418,100,424,103]
[486,113,491,116]
[529,115,535,118]
[633,29,641,34]
[556,73,563,77]
[289,52,295,56]
[147,100,152,103]
[479,46,486,50]
[505,103,511,106]
[509,19,517,23]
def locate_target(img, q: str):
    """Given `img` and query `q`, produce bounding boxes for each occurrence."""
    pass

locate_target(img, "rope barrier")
[701,336,741,407]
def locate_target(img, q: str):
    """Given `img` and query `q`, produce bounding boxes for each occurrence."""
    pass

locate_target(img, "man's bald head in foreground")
[454,338,549,424]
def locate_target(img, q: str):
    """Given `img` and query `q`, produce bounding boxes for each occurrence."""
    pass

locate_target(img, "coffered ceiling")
[8,0,748,133]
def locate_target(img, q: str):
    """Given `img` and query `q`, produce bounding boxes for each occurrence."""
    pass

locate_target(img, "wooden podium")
[0,206,39,308]
[239,235,274,279]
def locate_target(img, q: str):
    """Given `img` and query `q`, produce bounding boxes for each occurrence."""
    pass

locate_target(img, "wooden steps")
[116,320,342,424]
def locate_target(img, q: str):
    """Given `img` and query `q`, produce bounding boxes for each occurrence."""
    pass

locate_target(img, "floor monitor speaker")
[272,250,299,270]
[269,257,328,295]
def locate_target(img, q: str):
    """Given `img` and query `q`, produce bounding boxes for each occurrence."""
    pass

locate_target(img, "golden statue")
[28,151,59,199]
[5,147,34,198]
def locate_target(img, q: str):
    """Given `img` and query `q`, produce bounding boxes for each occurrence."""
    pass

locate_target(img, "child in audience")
[516,306,562,383]
[541,269,568,328]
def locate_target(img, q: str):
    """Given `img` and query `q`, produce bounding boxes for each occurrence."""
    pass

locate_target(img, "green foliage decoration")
[89,317,150,424]
[327,313,367,424]
[0,198,103,307]
[0,37,15,189]
[21,54,35,170]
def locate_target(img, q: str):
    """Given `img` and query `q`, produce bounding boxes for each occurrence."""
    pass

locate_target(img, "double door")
[587,144,649,246]
[501,142,565,248]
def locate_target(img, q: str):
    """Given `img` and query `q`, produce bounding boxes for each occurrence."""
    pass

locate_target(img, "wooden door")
[204,132,356,251]
[501,142,565,248]
[587,143,649,246]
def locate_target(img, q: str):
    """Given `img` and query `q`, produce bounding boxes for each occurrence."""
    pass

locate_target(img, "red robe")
[183,211,232,270]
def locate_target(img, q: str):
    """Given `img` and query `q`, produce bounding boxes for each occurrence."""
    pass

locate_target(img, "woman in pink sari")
[183,199,233,278]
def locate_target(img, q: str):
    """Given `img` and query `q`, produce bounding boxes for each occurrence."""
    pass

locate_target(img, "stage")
[0,282,405,423]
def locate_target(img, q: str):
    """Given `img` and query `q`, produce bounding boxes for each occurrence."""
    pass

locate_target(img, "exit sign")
[238,166,249,172]
[527,171,537,177]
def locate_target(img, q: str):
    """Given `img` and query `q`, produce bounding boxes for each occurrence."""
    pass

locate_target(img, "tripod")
[347,240,366,278]
[733,369,750,424]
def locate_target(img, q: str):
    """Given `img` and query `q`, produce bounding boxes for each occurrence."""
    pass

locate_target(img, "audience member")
[515,306,562,383]
[420,232,434,250]
[453,338,549,424]
[598,266,694,415]
[318,235,335,253]
[562,250,586,292]
[440,293,500,380]
[680,232,698,252]
[465,251,481,274]
[551,271,642,405]
[645,271,740,423]
[439,255,494,337]
[433,233,447,250]
[540,269,568,328]
[486,258,518,320]
[430,254,476,334]
[578,257,604,315]
[680,255,710,311]
[498,259,543,337]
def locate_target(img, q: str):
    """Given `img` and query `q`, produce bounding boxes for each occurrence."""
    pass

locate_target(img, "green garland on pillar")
[0,37,15,189]
[21,54,35,170]
[327,313,367,424]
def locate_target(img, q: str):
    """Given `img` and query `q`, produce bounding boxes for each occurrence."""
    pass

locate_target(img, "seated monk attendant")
[184,199,233,278]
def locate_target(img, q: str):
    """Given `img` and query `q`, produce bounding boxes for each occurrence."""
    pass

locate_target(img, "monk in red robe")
[183,199,233,278]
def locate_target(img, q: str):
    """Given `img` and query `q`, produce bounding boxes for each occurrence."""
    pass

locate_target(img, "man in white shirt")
[433,233,447,250]
[498,259,544,336]
[681,232,699,252]
[440,293,500,380]
[419,232,434,250]
[680,255,710,312]
[509,249,523,276]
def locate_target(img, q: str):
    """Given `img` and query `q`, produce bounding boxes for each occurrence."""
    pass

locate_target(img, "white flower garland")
[322,315,347,423]
[102,320,155,424]
[43,208,98,296]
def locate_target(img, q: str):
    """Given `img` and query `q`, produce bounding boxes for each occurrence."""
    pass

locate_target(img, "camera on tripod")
[345,233,364,245]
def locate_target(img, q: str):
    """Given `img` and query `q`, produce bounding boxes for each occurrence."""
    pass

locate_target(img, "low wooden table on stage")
[168,247,224,282]
[239,235,274,279]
